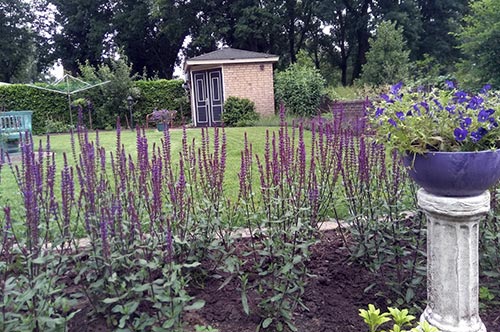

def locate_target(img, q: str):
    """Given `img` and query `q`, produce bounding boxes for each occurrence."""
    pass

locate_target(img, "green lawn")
[0,126,308,215]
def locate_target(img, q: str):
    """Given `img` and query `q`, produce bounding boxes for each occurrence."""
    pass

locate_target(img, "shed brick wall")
[223,63,275,117]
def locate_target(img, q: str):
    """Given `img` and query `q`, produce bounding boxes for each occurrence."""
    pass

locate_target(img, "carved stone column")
[418,189,488,332]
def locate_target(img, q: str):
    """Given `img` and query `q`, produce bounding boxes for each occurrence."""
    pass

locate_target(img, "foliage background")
[0,79,189,134]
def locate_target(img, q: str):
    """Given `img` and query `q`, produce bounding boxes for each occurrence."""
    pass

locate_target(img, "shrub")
[222,96,259,127]
[274,63,326,116]
[358,21,411,86]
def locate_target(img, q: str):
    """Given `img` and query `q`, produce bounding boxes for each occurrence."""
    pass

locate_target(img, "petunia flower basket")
[371,82,500,197]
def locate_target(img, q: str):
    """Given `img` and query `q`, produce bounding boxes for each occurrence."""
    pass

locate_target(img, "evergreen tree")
[358,21,410,86]
[457,0,500,89]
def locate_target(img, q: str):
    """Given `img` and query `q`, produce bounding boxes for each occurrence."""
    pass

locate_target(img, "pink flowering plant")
[150,109,175,122]
[371,82,500,154]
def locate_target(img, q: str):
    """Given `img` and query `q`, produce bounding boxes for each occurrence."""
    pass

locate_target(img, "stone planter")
[403,149,500,197]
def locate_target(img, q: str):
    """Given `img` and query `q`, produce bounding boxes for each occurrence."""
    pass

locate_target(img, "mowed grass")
[0,126,313,217]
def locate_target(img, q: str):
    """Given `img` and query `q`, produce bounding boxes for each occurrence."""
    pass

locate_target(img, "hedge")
[0,80,190,134]
[133,80,190,126]
[0,84,69,134]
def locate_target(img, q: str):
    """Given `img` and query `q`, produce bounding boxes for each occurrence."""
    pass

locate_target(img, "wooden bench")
[0,111,33,156]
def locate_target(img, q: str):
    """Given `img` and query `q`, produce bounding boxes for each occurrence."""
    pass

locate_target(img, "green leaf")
[184,300,205,311]
[241,292,250,315]
[262,318,273,329]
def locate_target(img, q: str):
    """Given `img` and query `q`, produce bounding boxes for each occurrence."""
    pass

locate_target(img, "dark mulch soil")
[185,230,500,332]
[69,230,500,331]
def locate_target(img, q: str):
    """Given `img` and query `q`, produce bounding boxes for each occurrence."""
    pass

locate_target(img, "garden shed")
[185,47,279,127]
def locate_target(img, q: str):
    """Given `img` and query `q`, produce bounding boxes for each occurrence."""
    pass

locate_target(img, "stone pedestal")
[417,189,489,332]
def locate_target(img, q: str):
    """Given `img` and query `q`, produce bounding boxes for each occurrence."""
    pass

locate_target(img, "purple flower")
[445,80,455,89]
[481,84,491,93]
[396,112,405,120]
[433,99,443,110]
[420,101,429,112]
[381,94,393,103]
[388,118,397,127]
[471,127,488,142]
[478,109,491,122]
[445,105,456,114]
[461,117,472,128]
[412,104,421,115]
[467,96,483,110]
[489,117,498,128]
[375,107,384,117]
[391,82,403,93]
[454,128,468,141]
[454,91,468,103]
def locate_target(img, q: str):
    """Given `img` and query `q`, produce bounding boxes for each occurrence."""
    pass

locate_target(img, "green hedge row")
[0,85,69,134]
[0,80,190,134]
[133,80,190,126]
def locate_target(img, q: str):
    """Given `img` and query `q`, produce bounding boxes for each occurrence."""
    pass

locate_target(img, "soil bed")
[70,230,500,331]
[185,230,500,332]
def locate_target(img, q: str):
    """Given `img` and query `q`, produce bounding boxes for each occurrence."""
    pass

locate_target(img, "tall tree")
[114,0,195,78]
[358,21,410,86]
[374,0,423,60]
[457,0,500,88]
[50,0,114,74]
[343,0,373,82]
[0,0,36,82]
[416,0,469,67]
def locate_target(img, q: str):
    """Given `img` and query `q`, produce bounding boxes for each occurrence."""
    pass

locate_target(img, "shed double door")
[193,69,224,127]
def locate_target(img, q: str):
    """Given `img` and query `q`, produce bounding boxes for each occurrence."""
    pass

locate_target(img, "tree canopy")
[0,0,497,88]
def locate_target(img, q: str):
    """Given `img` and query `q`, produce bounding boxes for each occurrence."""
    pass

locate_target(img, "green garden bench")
[0,111,33,157]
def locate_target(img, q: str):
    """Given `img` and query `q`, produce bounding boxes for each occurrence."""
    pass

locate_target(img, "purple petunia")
[481,84,492,94]
[460,117,472,128]
[445,105,456,114]
[390,82,404,97]
[454,128,468,141]
[381,94,393,103]
[454,91,468,103]
[478,109,491,122]
[467,96,483,110]
[445,80,455,89]
[471,127,488,142]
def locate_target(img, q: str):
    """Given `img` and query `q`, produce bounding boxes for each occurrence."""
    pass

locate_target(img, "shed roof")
[185,47,279,69]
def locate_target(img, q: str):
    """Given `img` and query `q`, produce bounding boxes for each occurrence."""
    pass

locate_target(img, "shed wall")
[222,63,275,117]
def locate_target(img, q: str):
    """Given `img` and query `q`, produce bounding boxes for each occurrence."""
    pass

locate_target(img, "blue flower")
[420,101,429,112]
[388,118,397,127]
[396,111,405,120]
[454,128,468,141]
[375,107,384,117]
[390,82,403,95]
[381,94,393,103]
[481,84,492,94]
[445,80,455,89]
[454,91,468,103]
[467,96,483,110]
[460,117,472,129]
[433,99,444,110]
[412,104,422,115]
[471,127,488,142]
[445,105,456,114]
[489,117,498,128]
[478,109,490,122]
